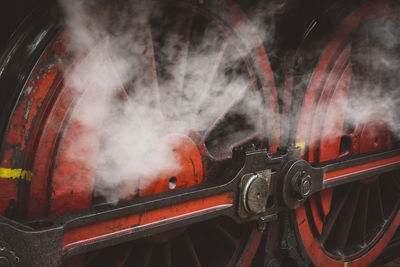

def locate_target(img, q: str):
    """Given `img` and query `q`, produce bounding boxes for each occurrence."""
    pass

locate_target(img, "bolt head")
[292,171,312,199]
[300,175,312,197]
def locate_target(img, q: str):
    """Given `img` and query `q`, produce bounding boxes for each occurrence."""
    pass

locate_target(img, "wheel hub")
[139,130,206,196]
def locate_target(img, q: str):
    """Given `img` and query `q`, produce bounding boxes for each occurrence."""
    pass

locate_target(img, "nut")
[291,171,312,199]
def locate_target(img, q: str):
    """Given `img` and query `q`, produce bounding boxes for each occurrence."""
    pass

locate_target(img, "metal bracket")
[236,147,301,220]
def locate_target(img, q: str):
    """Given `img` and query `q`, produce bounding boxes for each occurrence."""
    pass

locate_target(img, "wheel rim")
[294,0,400,265]
[0,1,278,266]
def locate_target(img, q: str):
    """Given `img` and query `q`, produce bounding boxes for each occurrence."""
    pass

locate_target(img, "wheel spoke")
[141,245,153,267]
[177,14,194,100]
[184,232,202,267]
[85,242,133,267]
[310,194,324,235]
[122,22,162,113]
[161,242,172,267]
[144,23,161,109]
[320,185,352,244]
[208,222,240,247]
[320,187,333,217]
[370,179,385,222]
[330,186,361,253]
[196,40,229,110]
[117,244,134,267]
[376,179,385,219]
[203,82,252,138]
[102,47,130,101]
[85,249,103,266]
[351,186,370,244]
[153,12,194,117]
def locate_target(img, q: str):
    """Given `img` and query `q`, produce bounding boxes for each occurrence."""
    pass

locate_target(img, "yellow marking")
[0,168,32,182]
[344,262,348,267]
[296,142,305,149]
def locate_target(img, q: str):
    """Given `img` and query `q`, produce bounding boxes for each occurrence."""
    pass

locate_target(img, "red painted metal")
[237,228,263,267]
[308,194,323,235]
[144,23,160,109]
[296,198,400,267]
[295,0,393,159]
[0,32,69,217]
[47,81,106,216]
[295,0,400,265]
[324,155,400,182]
[309,45,351,163]
[139,133,206,196]
[320,187,333,217]
[27,39,111,218]
[0,1,280,265]
[62,192,233,252]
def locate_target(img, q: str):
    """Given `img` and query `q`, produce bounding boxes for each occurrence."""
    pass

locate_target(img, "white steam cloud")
[59,0,400,202]
[59,0,269,202]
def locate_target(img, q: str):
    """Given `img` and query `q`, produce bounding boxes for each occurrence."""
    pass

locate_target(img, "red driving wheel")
[0,1,279,266]
[294,0,400,265]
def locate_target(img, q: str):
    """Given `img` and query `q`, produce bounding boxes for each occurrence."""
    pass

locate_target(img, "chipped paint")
[24,99,33,120]
[25,86,33,95]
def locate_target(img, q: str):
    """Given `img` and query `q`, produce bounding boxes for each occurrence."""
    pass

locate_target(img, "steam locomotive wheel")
[293,0,400,265]
[0,1,279,266]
